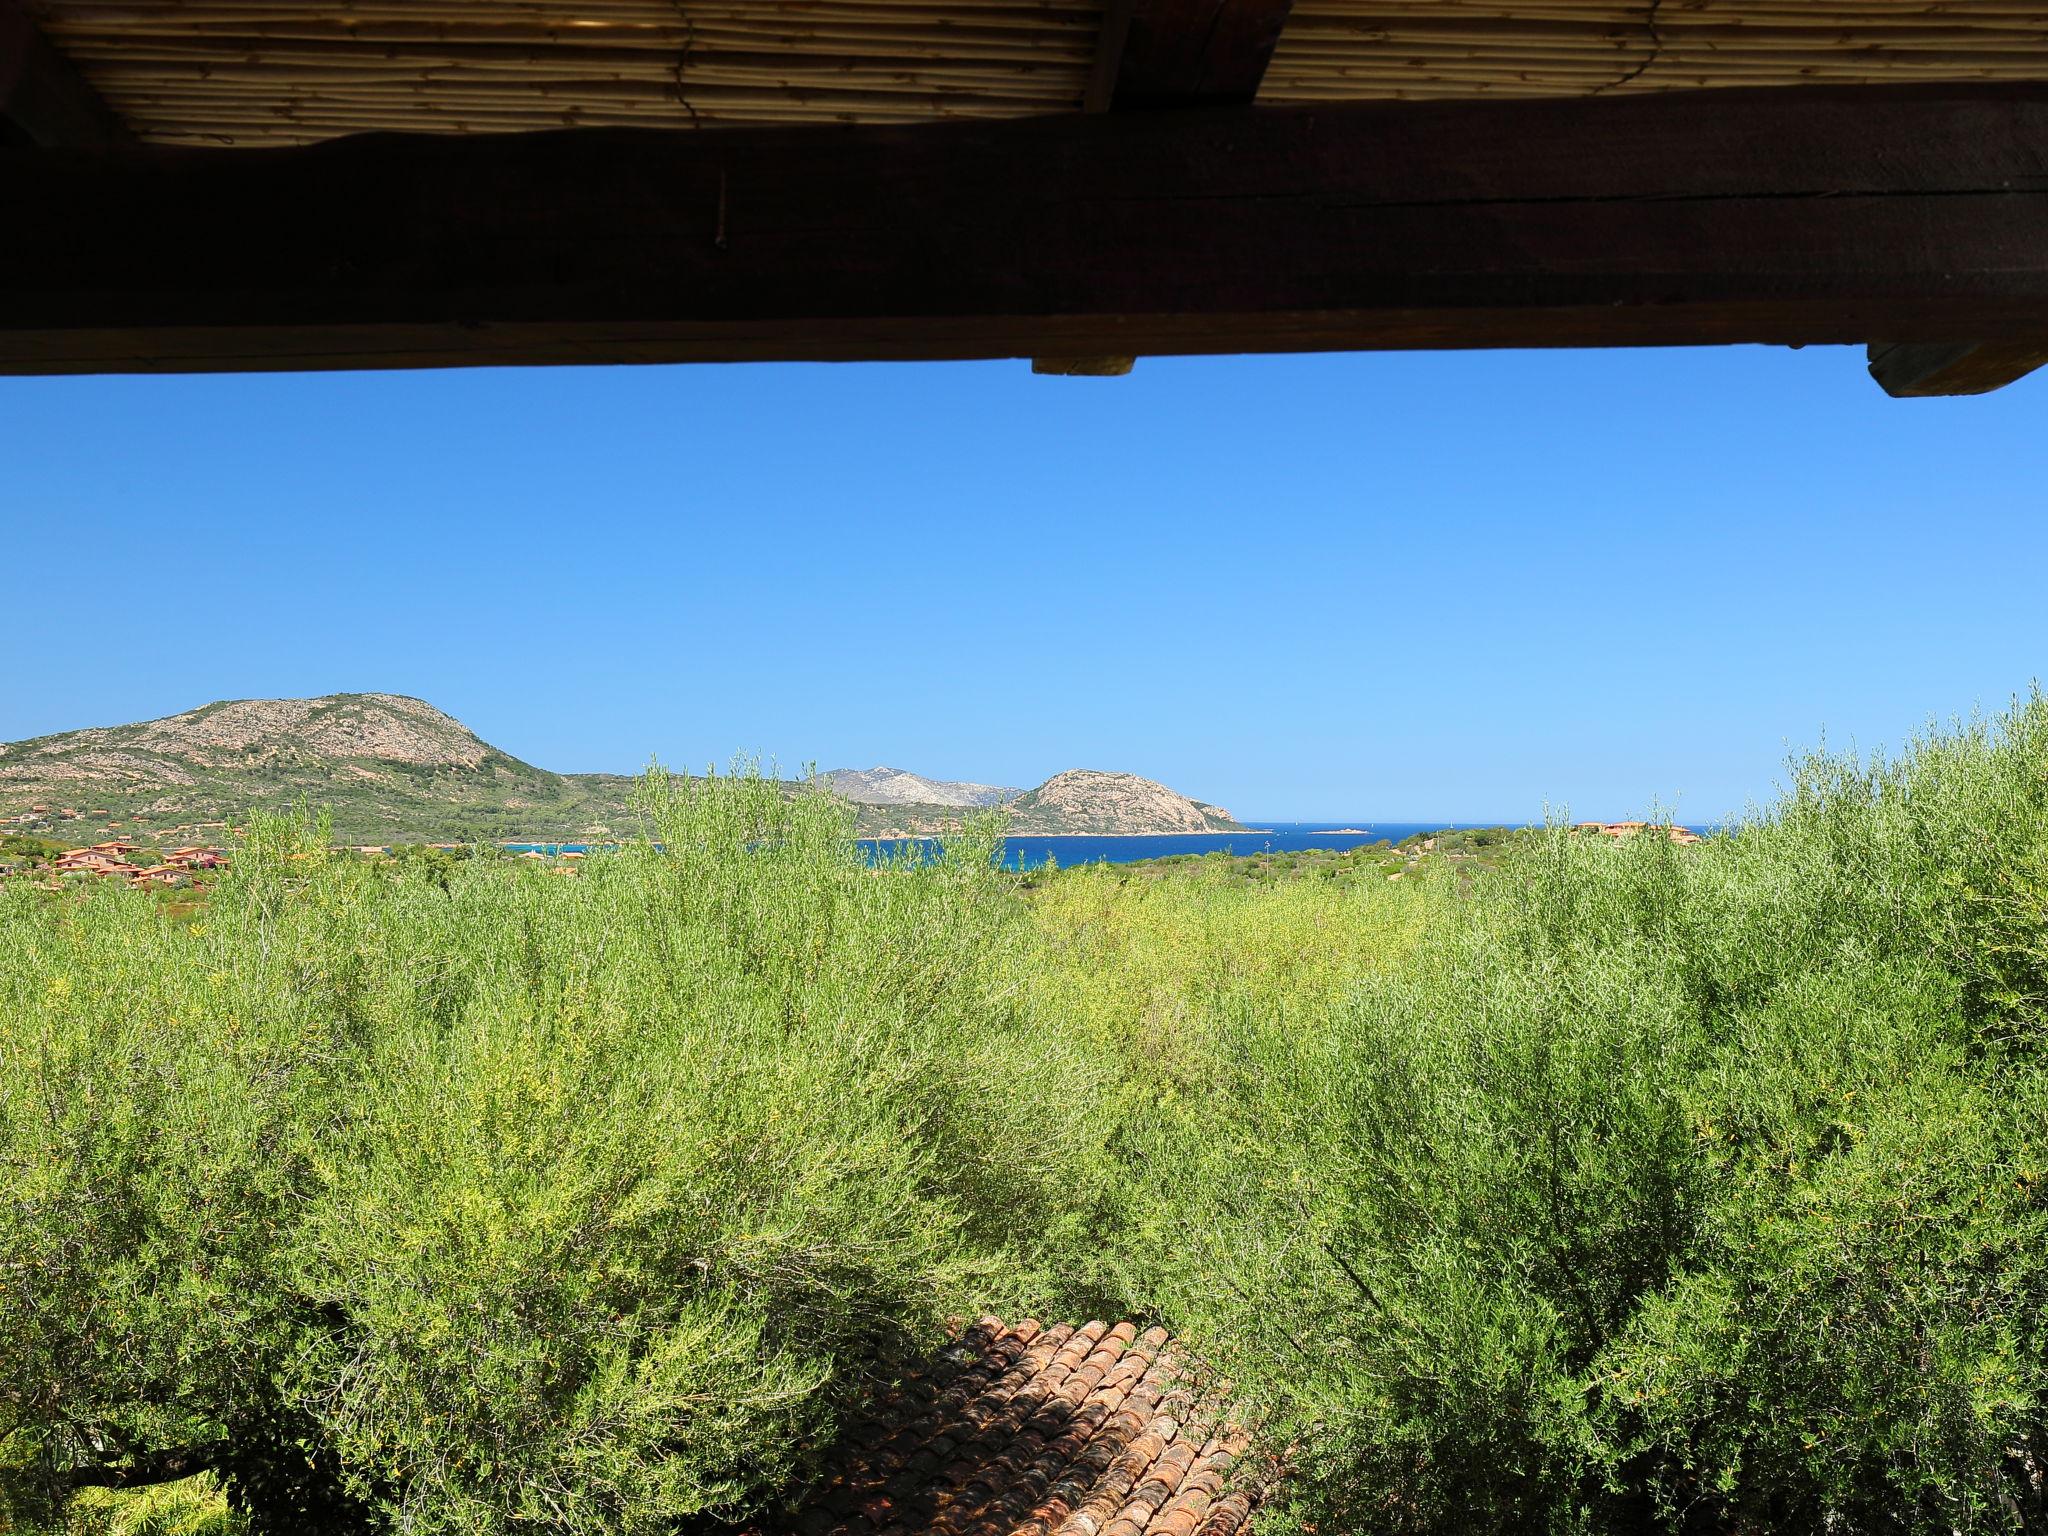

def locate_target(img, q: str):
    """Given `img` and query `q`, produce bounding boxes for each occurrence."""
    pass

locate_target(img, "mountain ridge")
[816,765,1020,809]
[0,695,1244,842]
[1004,770,1240,835]
[0,693,635,844]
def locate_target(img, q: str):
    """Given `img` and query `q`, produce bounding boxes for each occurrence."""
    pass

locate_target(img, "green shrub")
[11,701,2048,1536]
[0,767,1106,1536]
[1106,695,2048,1534]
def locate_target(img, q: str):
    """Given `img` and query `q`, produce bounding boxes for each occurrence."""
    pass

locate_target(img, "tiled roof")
[766,1318,1262,1536]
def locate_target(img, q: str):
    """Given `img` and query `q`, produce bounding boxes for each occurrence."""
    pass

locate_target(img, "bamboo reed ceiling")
[25,0,2048,146]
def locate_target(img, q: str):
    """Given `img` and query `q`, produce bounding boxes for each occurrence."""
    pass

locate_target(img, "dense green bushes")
[8,703,2048,1534]
[1115,699,2048,1533]
[0,770,1103,1536]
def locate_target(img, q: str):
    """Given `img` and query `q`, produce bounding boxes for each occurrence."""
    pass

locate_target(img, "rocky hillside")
[1004,770,1242,835]
[0,696,1244,844]
[818,766,1020,809]
[0,694,636,844]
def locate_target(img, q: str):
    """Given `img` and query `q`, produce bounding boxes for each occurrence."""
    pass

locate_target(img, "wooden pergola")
[6,0,2047,395]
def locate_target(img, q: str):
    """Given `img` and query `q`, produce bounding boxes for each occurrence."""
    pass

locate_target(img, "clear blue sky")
[4,346,2043,822]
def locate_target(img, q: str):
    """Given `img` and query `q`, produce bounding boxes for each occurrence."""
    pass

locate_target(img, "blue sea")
[505,823,1511,872]
[864,821,1507,871]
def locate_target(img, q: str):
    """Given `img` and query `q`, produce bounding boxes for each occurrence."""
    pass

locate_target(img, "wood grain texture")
[1866,341,2048,397]
[5,83,2048,376]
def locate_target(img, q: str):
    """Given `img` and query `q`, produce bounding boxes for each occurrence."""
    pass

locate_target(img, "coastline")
[484,825,1486,850]
[485,826,1463,846]
[860,825,1268,839]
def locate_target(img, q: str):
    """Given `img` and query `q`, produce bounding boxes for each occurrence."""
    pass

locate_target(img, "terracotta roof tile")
[756,1320,1263,1536]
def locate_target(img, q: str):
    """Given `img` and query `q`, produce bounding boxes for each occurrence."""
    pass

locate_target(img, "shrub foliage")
[1114,699,2048,1533]
[0,769,1100,1535]
[7,703,2048,1535]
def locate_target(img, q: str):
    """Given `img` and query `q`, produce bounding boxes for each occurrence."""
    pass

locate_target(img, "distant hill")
[0,694,637,844]
[818,766,1020,809]
[818,769,1244,837]
[0,696,1244,844]
[1003,770,1242,835]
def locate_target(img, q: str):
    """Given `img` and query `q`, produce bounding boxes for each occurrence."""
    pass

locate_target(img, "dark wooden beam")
[6,84,2048,377]
[1032,355,1137,376]
[1104,0,1296,110]
[1867,341,2048,397]
[0,0,130,148]
[1066,0,1292,370]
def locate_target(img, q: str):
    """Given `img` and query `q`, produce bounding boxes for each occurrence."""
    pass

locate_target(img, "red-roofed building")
[1581,822,1705,847]
[57,856,136,879]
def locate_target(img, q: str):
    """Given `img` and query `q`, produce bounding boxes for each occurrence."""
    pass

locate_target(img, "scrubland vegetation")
[7,702,2048,1535]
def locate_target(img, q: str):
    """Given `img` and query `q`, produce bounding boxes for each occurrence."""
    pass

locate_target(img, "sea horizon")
[500,820,1717,871]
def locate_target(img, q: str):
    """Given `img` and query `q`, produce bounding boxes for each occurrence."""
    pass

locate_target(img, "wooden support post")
[6,86,2048,378]
[1083,0,1137,115]
[0,0,130,148]
[1047,0,1296,373]
[1867,341,2048,397]
[1108,0,1297,110]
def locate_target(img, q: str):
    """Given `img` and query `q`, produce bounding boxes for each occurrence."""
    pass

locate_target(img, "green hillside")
[0,697,1248,844]
[0,694,639,845]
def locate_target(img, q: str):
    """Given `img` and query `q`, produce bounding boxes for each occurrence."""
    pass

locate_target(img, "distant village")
[0,801,602,889]
[1576,820,1706,845]
[2,796,1705,894]
[0,802,234,886]
[48,841,227,885]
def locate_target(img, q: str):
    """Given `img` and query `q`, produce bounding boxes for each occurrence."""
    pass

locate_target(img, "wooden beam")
[6,84,2048,377]
[1105,0,1296,110]
[1063,0,1292,370]
[1867,341,2048,397]
[0,0,130,148]
[1032,356,1137,376]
